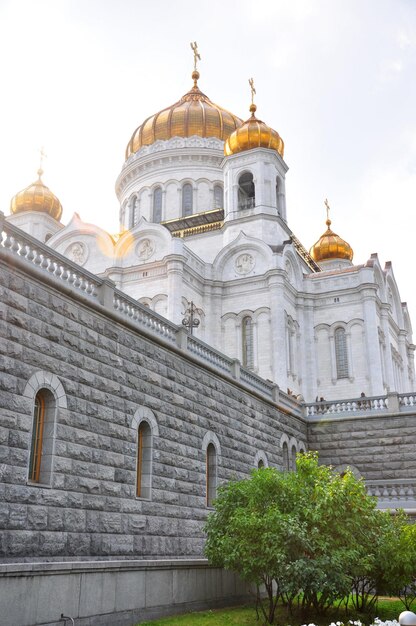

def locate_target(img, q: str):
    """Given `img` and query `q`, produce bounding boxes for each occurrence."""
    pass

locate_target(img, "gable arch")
[131,406,159,436]
[254,450,269,468]
[23,371,67,408]
[202,431,221,456]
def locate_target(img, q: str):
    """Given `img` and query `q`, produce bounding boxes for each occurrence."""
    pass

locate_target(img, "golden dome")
[309,216,353,262]
[10,169,63,221]
[224,102,284,157]
[125,71,243,159]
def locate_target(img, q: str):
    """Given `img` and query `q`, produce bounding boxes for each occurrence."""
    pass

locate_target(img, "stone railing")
[305,392,416,419]
[399,392,416,410]
[304,395,390,418]
[113,291,178,344]
[366,479,416,511]
[0,213,302,414]
[0,216,101,300]
[186,335,235,375]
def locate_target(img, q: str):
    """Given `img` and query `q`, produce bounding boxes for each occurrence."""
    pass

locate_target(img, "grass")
[136,596,407,626]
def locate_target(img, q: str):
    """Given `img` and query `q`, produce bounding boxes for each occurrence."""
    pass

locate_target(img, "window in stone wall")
[182,183,193,216]
[258,458,264,469]
[214,184,223,209]
[136,421,152,499]
[153,187,162,222]
[206,443,217,507]
[28,389,56,485]
[334,327,349,378]
[282,441,289,471]
[291,445,297,472]
[242,316,254,370]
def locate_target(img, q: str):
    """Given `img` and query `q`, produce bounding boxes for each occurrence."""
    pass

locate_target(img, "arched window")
[214,185,223,209]
[137,421,152,499]
[238,172,255,210]
[153,187,162,222]
[29,389,56,485]
[282,441,289,471]
[258,458,265,469]
[182,184,193,216]
[291,445,297,472]
[206,442,217,507]
[276,176,282,215]
[242,316,254,370]
[334,327,348,379]
[130,195,139,228]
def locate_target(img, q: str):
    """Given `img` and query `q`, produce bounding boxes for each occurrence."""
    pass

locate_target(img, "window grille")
[242,316,254,370]
[214,185,223,209]
[153,187,162,222]
[334,327,349,378]
[182,184,193,216]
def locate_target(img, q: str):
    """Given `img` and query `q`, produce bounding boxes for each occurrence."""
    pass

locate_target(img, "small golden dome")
[309,216,353,262]
[10,169,63,221]
[224,102,284,157]
[125,71,242,159]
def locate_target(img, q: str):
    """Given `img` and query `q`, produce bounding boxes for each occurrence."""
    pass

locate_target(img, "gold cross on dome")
[324,198,330,222]
[190,41,201,71]
[249,77,256,104]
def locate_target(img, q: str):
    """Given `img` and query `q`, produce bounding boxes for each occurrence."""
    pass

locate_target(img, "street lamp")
[182,301,202,335]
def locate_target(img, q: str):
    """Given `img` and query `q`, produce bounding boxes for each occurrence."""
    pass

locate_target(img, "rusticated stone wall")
[0,258,306,560]
[307,412,416,481]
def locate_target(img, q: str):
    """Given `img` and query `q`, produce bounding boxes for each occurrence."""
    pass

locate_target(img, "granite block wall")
[307,413,416,480]
[0,259,306,560]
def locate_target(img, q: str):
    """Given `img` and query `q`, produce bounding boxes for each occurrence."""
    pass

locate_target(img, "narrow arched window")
[130,195,139,228]
[335,327,348,379]
[291,445,297,472]
[182,184,193,216]
[137,421,152,499]
[258,459,265,469]
[214,185,223,209]
[276,176,282,214]
[206,443,217,507]
[282,442,289,471]
[242,316,254,370]
[29,389,55,485]
[153,187,162,222]
[238,172,255,210]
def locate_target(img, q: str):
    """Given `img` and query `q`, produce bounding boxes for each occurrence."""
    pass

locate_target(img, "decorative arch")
[334,464,361,479]
[23,371,67,408]
[202,431,221,455]
[131,406,159,436]
[254,450,269,469]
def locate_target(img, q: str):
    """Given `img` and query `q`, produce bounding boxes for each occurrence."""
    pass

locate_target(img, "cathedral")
[6,53,414,403]
[2,48,416,625]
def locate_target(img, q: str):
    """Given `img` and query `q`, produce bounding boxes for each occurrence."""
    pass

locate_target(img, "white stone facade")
[8,132,414,403]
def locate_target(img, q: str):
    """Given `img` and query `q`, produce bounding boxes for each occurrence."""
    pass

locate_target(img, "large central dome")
[125,70,243,159]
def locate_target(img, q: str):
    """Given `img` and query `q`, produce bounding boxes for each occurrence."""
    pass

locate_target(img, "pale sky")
[1,0,416,323]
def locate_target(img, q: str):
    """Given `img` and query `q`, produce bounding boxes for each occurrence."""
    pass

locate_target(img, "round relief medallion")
[235,253,255,275]
[136,238,155,260]
[66,241,88,266]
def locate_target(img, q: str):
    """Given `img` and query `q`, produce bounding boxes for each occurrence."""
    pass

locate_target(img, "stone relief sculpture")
[235,253,255,275]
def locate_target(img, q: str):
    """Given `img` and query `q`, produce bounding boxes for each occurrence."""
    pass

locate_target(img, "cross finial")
[248,78,257,116]
[38,146,47,179]
[190,41,201,71]
[324,198,331,226]
[249,78,256,104]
